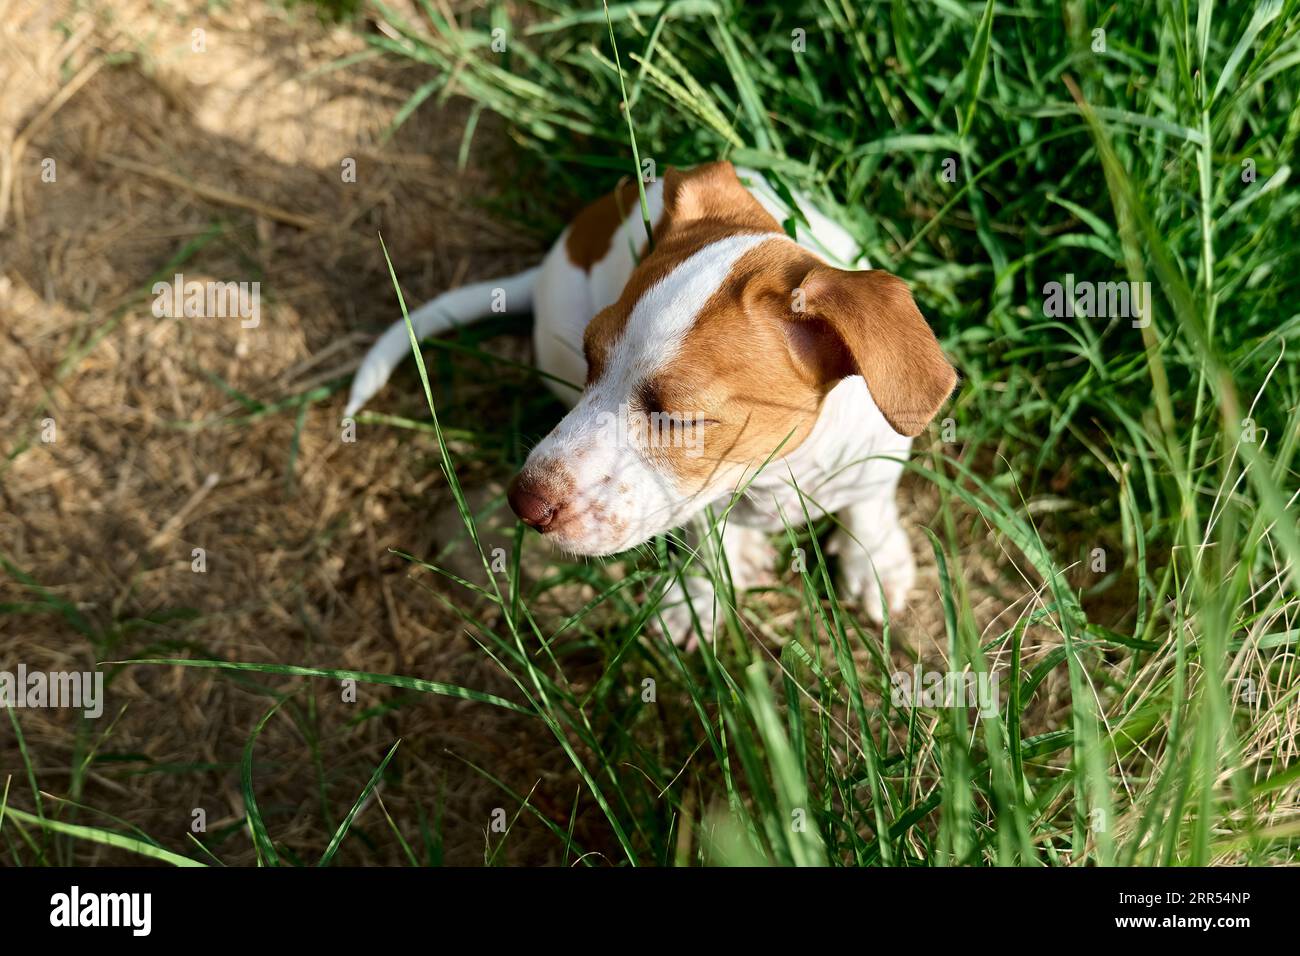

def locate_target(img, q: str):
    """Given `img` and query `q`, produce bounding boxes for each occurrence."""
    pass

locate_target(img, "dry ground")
[0,0,1069,865]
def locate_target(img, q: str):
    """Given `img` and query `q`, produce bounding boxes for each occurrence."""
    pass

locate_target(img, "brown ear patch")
[795,267,957,436]
[662,161,781,233]
[567,162,774,274]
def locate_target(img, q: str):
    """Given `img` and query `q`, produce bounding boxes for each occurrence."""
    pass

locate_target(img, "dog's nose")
[507,473,557,530]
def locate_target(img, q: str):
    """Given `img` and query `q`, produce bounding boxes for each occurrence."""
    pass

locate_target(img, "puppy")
[346,162,957,645]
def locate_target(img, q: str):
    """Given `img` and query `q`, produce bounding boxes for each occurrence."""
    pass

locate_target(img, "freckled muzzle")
[506,458,618,552]
[505,455,648,556]
[508,389,727,555]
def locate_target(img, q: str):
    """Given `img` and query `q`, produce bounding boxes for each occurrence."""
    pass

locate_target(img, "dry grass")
[2,0,563,865]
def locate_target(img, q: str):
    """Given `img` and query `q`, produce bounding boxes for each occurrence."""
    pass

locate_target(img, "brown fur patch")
[563,176,642,271]
[581,162,784,384]
[645,241,826,486]
[796,267,958,436]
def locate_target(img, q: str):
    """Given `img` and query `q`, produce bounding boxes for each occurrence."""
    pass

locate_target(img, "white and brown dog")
[346,162,957,644]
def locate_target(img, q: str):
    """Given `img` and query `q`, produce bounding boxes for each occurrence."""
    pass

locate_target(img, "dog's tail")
[344,266,542,418]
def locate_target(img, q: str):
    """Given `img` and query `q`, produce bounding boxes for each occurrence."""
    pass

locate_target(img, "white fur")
[344,267,540,418]
[531,178,667,407]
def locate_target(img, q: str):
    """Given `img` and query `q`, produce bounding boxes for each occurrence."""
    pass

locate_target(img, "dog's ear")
[663,162,779,231]
[786,266,957,437]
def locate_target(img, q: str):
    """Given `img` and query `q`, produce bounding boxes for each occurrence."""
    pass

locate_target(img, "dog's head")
[508,162,956,556]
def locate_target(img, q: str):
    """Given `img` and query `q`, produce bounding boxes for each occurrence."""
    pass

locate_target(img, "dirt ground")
[0,0,1064,865]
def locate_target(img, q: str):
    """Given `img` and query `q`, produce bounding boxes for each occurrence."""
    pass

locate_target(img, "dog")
[345,161,957,646]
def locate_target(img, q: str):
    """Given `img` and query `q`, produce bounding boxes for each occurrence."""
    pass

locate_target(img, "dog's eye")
[637,382,722,429]
[662,414,720,428]
[635,382,718,426]
[635,381,663,415]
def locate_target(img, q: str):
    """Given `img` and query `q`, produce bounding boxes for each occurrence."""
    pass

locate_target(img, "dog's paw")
[648,577,717,652]
[829,526,916,624]
[720,524,778,590]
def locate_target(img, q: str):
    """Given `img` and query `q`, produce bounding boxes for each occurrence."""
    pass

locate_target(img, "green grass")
[351,0,1300,866]
[5,0,1299,866]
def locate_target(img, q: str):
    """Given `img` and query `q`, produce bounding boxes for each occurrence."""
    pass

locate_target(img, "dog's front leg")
[651,520,776,650]
[828,493,916,624]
